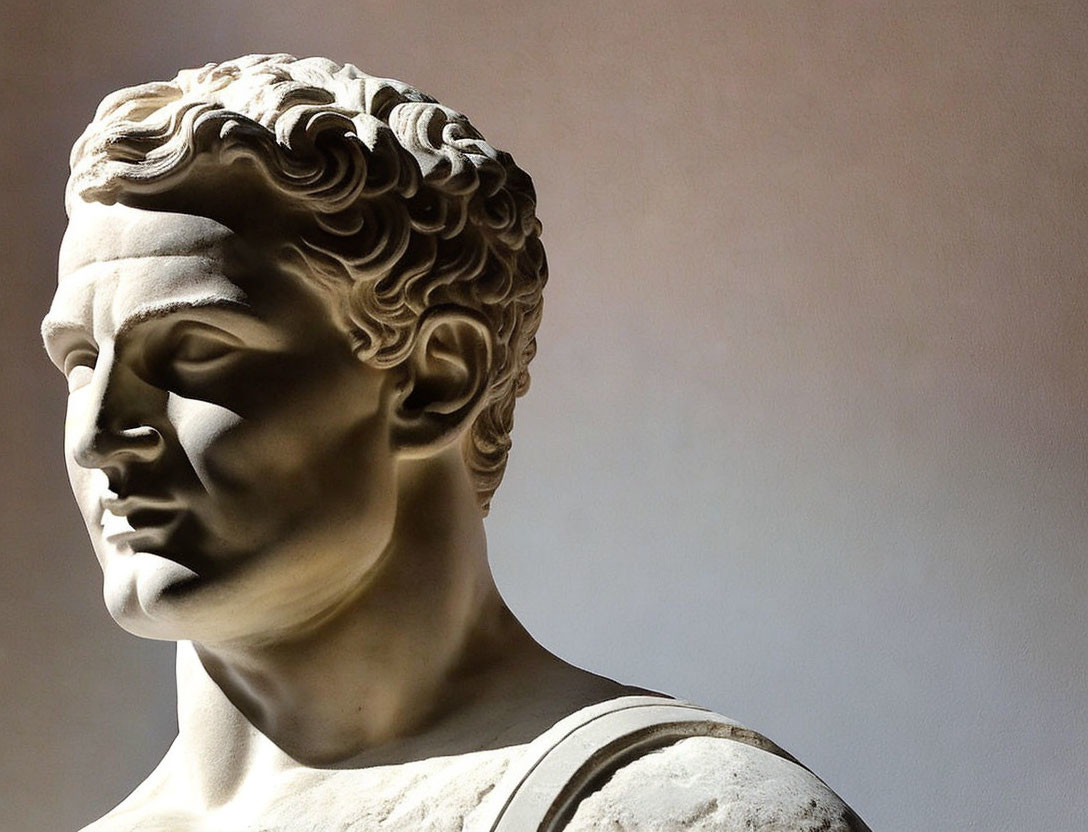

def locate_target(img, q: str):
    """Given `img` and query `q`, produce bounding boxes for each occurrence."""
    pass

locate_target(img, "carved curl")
[67,54,547,513]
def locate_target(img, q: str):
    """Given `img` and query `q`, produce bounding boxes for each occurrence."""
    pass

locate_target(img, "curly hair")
[66,54,547,513]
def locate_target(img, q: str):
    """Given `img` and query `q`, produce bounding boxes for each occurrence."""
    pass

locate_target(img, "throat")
[163,451,629,810]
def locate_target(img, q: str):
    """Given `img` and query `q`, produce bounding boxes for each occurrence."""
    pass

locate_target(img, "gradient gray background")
[2,2,1085,830]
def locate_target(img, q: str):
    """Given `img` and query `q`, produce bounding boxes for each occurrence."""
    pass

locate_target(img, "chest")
[99,748,518,832]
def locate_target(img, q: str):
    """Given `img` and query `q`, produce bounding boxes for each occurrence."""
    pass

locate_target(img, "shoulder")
[562,734,868,831]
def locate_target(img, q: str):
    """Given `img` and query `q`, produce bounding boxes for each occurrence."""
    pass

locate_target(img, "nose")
[74,423,164,469]
[69,349,166,472]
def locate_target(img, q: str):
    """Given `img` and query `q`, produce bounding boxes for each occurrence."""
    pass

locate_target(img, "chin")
[102,552,210,641]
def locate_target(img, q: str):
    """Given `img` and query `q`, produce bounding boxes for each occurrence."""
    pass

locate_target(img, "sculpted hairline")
[65,55,548,512]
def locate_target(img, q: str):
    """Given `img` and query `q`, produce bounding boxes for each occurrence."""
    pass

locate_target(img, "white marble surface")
[43,55,866,830]
[2,4,1086,831]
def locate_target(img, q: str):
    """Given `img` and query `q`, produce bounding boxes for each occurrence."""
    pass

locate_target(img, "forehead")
[58,201,242,276]
[46,203,257,344]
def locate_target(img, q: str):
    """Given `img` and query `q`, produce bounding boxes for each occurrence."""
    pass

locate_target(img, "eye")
[136,321,248,391]
[63,349,97,393]
[167,327,243,376]
[175,333,234,363]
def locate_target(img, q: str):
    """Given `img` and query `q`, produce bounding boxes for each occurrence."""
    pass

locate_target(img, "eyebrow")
[40,319,93,371]
[40,317,88,345]
[112,297,255,341]
[41,297,257,368]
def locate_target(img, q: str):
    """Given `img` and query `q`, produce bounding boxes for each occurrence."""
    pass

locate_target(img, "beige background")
[2,2,1086,830]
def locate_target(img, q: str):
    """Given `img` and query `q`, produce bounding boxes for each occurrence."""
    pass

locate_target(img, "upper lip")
[101,494,182,518]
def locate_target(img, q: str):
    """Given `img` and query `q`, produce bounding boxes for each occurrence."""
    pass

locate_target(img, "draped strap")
[469,695,800,832]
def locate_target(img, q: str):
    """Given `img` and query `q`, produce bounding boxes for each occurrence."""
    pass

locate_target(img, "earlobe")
[391,306,493,457]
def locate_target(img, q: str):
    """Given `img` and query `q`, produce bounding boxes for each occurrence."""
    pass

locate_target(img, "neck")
[170,449,561,808]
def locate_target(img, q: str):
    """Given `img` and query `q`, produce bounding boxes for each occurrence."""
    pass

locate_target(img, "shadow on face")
[43,201,402,645]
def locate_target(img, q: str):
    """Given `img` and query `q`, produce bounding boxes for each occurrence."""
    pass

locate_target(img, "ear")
[390,306,493,457]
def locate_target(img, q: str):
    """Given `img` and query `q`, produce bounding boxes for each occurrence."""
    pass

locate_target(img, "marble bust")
[42,54,868,831]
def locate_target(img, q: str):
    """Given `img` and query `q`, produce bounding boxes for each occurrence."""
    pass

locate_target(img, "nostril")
[117,425,165,461]
[119,425,163,444]
[74,423,165,468]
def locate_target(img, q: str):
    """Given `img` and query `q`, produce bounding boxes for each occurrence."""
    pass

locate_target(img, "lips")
[100,494,185,549]
[101,494,181,517]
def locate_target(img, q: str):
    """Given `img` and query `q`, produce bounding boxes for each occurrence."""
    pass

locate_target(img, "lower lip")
[102,509,181,550]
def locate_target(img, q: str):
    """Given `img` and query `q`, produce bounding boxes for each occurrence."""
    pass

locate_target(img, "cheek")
[62,394,88,485]
[168,394,246,488]
[65,461,108,569]
[169,392,395,511]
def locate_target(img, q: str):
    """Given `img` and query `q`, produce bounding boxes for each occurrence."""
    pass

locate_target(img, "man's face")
[43,202,399,644]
